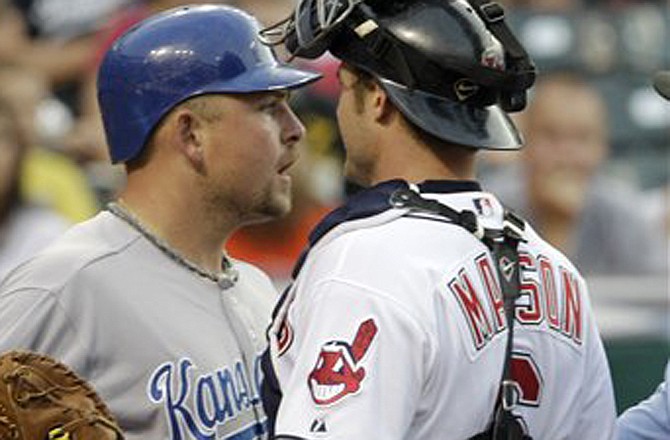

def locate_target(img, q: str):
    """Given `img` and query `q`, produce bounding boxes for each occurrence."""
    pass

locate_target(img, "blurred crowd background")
[0,0,667,414]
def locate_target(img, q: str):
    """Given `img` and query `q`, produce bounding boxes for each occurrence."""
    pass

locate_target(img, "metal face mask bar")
[259,0,364,58]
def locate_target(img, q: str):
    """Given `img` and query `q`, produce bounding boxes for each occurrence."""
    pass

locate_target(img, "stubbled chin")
[243,198,291,225]
[269,181,293,217]
[277,174,292,187]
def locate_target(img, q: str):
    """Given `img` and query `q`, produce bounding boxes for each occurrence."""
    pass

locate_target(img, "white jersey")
[0,210,275,439]
[262,179,616,439]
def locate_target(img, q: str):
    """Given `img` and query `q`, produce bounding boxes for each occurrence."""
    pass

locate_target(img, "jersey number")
[509,352,543,407]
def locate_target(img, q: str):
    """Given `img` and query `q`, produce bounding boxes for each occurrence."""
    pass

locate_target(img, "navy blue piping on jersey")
[261,178,481,438]
[293,179,481,278]
[418,179,481,194]
[225,420,267,440]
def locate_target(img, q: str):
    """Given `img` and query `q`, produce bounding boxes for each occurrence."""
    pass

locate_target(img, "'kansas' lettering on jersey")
[149,356,265,440]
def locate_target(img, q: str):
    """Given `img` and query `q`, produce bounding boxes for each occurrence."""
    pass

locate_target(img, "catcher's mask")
[98,4,321,164]
[260,0,536,150]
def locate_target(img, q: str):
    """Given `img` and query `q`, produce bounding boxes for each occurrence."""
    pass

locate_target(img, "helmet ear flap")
[500,90,528,113]
[468,0,537,113]
[498,61,537,112]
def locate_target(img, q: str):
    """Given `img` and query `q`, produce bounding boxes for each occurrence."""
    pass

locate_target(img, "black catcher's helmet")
[260,0,536,150]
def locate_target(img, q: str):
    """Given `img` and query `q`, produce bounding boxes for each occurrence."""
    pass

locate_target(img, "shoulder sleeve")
[274,279,433,440]
[573,287,617,438]
[616,362,670,439]
[0,287,84,368]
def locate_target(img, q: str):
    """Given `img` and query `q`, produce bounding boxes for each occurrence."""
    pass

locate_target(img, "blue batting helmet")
[98,4,321,164]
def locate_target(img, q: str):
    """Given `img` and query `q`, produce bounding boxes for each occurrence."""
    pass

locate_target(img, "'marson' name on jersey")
[448,251,582,351]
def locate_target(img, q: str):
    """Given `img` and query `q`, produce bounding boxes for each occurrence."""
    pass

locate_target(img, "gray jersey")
[0,210,275,439]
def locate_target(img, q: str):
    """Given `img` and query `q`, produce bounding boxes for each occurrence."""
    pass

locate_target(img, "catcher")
[258,0,616,438]
[0,350,123,439]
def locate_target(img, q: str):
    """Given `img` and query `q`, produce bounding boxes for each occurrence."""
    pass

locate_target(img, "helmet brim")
[379,79,523,150]
[200,64,322,94]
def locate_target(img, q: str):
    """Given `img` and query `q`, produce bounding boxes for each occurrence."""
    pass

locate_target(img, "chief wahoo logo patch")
[308,318,378,405]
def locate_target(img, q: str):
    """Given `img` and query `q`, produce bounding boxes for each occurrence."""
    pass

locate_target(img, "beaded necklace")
[107,202,238,289]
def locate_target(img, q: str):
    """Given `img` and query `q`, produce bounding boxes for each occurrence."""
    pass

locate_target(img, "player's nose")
[281,105,306,147]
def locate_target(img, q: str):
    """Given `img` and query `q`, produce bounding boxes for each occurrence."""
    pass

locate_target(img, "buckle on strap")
[502,210,526,242]
[503,220,524,242]
[390,188,485,239]
[480,2,506,23]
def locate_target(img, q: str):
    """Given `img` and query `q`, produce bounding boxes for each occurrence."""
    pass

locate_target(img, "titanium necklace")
[107,201,238,289]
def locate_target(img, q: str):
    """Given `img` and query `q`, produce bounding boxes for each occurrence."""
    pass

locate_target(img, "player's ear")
[174,108,206,173]
[371,84,394,124]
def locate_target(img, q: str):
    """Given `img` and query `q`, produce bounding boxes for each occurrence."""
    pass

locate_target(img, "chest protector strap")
[389,188,532,440]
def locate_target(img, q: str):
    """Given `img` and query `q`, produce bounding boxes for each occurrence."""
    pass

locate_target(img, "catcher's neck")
[364,119,477,186]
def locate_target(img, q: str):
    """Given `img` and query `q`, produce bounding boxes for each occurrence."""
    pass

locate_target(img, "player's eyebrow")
[247,90,292,104]
[267,90,292,101]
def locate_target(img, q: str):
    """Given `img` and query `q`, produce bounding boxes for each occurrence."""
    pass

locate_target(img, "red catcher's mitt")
[0,350,124,439]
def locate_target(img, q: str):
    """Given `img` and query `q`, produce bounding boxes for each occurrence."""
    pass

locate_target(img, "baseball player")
[259,0,617,438]
[617,362,670,439]
[615,70,670,439]
[0,5,319,439]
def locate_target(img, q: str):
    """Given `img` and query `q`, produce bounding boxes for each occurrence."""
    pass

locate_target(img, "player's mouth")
[277,155,298,176]
[309,379,345,403]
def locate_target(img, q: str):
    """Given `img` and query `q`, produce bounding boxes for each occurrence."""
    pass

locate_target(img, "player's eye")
[258,91,291,113]
[259,99,282,113]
